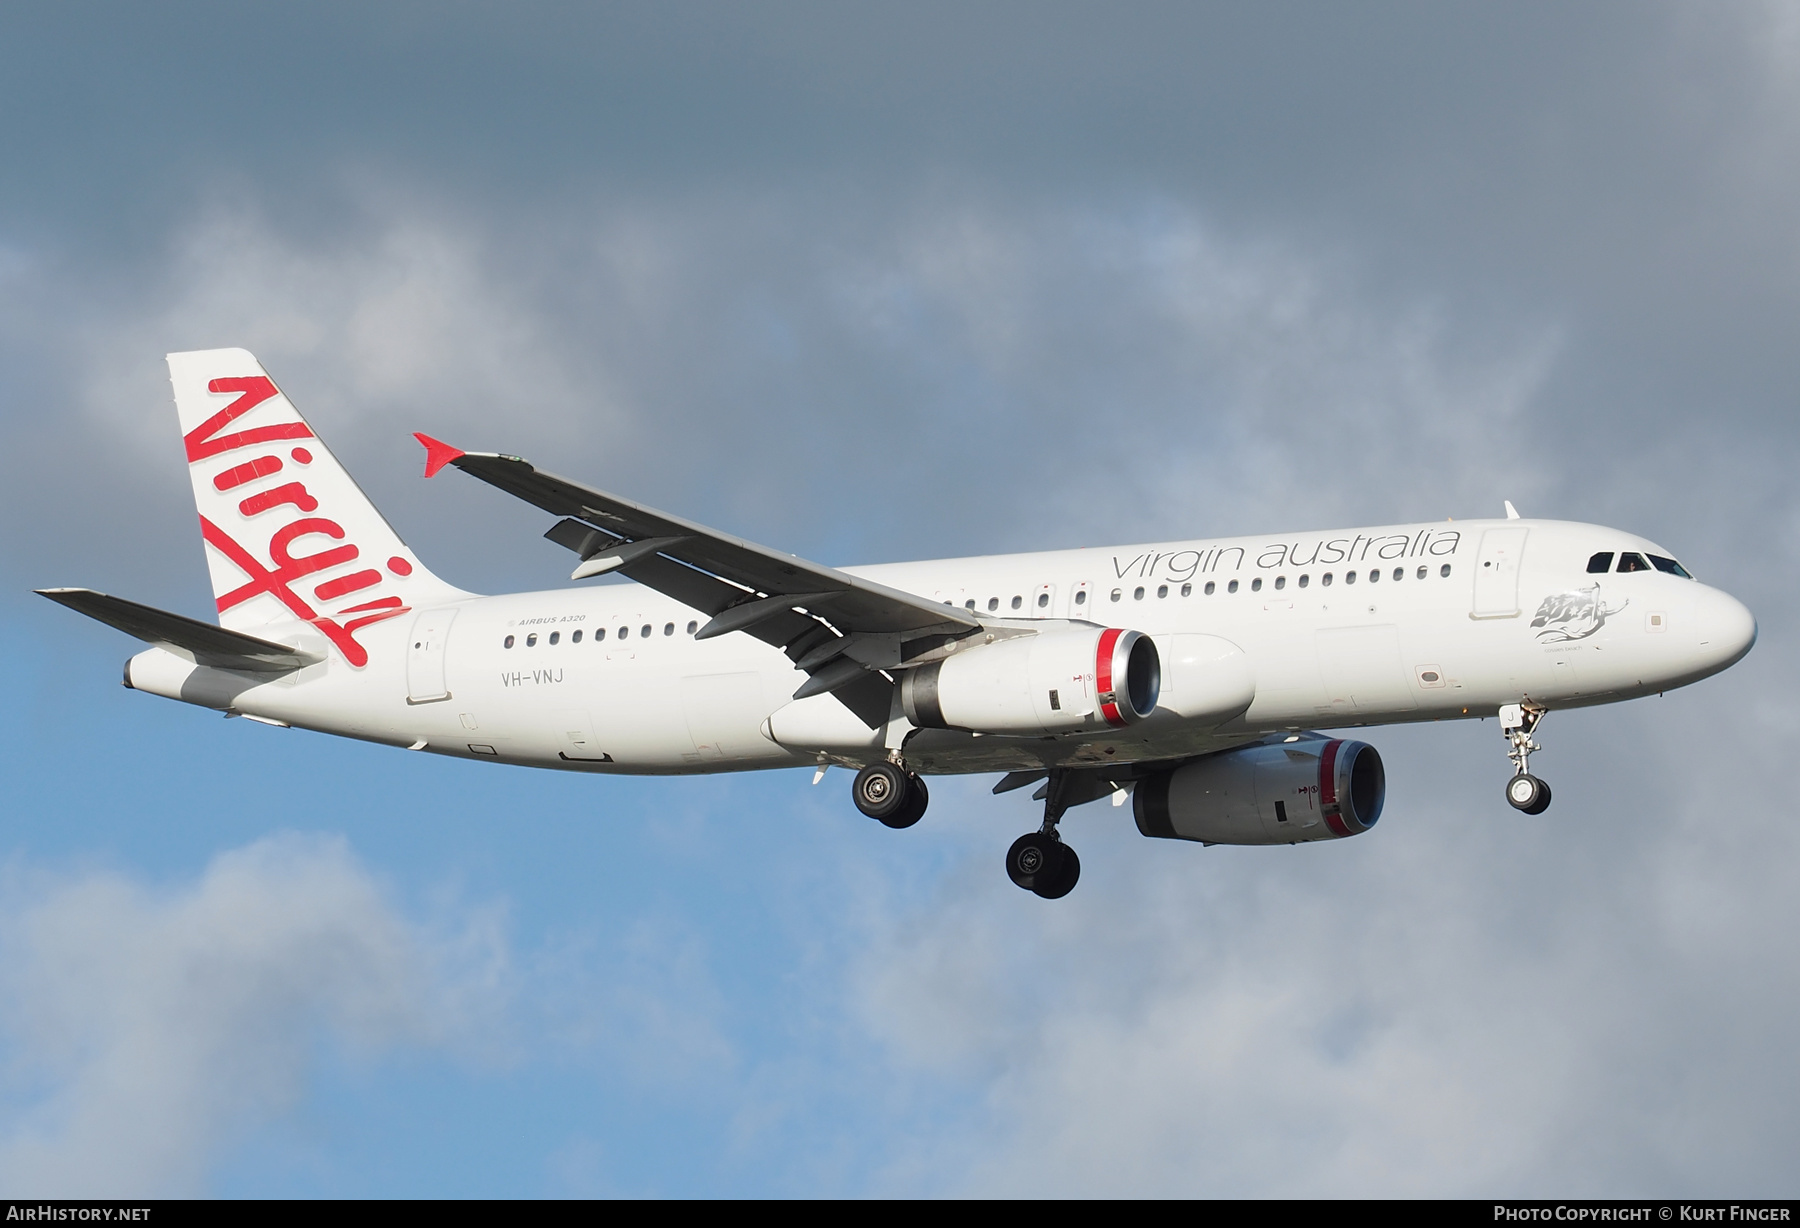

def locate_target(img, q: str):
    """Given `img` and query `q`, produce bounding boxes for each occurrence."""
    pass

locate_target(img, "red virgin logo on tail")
[185,377,312,461]
[186,377,410,668]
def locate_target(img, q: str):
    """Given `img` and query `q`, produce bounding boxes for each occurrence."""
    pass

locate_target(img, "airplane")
[38,348,1757,899]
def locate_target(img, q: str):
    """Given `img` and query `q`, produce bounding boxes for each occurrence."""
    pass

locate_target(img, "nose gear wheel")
[1500,703,1553,814]
[1505,772,1552,814]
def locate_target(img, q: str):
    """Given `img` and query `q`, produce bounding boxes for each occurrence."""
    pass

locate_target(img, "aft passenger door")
[1472,529,1529,619]
[405,607,457,704]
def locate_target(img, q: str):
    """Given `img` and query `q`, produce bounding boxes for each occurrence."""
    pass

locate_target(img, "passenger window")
[1273,576,1286,590]
[1203,581,1215,595]
[504,635,515,649]
[571,629,582,643]
[1368,570,1379,584]
[526,633,538,647]
[1392,568,1403,581]
[1227,580,1239,593]
[664,623,675,636]
[1156,585,1168,598]
[1133,586,1145,600]
[1297,574,1309,588]
[1181,583,1192,597]
[549,631,560,645]
[1617,552,1649,573]
[1111,589,1122,602]
[1251,578,1263,592]
[1440,564,1452,577]
[1074,590,1087,606]
[686,621,698,634]
[1036,592,1049,608]
[1009,595,1021,610]
[1322,573,1333,586]
[1648,555,1693,578]
[987,597,999,612]
[641,625,652,637]
[1416,566,1427,579]
[1587,552,1615,574]
[1345,571,1357,585]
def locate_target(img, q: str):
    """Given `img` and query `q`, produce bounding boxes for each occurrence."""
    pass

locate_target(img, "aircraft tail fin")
[167,348,467,666]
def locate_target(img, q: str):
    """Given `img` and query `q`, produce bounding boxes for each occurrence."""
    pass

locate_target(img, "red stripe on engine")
[1096,628,1126,727]
[1320,739,1351,836]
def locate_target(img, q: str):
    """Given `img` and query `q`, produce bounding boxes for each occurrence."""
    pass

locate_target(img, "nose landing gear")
[852,761,929,829]
[1005,769,1084,899]
[1500,702,1552,814]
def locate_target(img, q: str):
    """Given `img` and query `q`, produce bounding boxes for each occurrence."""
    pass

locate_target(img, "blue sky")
[0,2,1796,1196]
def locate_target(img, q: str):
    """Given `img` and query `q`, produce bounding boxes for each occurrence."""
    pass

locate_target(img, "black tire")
[1523,780,1552,816]
[1005,832,1065,892]
[1505,773,1550,814]
[853,762,910,822]
[881,774,929,830]
[1033,844,1081,899]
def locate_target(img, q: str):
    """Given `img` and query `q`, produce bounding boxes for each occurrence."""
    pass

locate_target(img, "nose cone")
[1694,585,1757,676]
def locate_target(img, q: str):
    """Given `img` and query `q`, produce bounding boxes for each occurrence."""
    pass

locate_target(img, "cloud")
[842,699,1800,1197]
[0,833,489,1196]
[5,181,1568,612]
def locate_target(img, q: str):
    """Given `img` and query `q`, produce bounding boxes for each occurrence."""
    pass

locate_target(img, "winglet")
[1503,500,1521,520]
[413,433,465,479]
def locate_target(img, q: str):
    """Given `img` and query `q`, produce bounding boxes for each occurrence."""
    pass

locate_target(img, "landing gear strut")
[852,761,929,829]
[1500,702,1552,815]
[1006,769,1082,899]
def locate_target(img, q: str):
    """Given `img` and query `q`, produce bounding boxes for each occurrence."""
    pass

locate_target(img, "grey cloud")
[0,834,485,1195]
[840,693,1800,1196]
[4,186,1569,606]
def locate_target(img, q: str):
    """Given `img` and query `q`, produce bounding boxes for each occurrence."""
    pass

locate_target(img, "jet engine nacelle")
[1133,737,1384,845]
[900,626,1160,736]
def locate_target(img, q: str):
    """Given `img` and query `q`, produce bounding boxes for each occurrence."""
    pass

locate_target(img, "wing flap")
[37,588,324,673]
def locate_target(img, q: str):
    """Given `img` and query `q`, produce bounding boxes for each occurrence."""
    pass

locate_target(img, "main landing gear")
[852,761,929,829]
[850,760,1086,899]
[1500,702,1552,815]
[1006,770,1083,900]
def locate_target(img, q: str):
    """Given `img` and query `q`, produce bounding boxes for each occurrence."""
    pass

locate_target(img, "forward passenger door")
[1472,529,1529,619]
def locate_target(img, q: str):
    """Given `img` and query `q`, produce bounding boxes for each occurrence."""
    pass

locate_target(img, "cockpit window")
[1616,552,1650,573]
[1586,552,1614,574]
[1648,554,1693,579]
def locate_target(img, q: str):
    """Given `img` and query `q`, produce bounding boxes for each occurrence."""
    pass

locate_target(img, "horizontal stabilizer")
[36,588,324,673]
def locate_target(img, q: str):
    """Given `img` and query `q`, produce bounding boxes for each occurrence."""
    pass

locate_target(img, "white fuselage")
[126,517,1757,777]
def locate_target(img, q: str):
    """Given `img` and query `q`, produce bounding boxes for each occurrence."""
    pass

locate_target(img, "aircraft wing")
[37,588,325,673]
[416,435,980,725]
